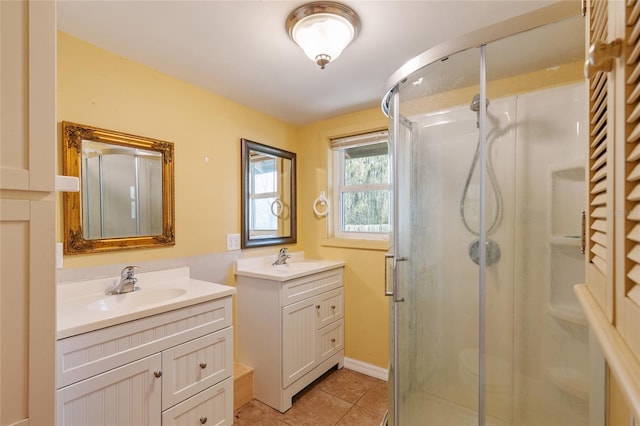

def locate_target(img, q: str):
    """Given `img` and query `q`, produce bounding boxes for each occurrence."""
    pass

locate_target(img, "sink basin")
[88,288,187,312]
[234,252,344,281]
[273,262,320,272]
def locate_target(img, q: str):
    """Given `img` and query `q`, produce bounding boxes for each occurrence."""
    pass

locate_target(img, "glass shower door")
[388,45,487,426]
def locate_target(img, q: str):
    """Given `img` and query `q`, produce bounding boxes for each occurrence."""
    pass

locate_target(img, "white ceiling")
[57,0,573,126]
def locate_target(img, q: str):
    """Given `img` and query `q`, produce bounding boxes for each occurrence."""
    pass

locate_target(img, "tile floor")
[233,367,388,426]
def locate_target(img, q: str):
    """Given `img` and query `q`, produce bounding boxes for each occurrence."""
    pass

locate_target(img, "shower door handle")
[384,253,406,302]
[384,254,394,296]
[581,210,586,255]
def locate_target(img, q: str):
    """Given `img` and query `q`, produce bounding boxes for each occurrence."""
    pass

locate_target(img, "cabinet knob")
[199,362,207,369]
[584,38,623,78]
[331,338,336,343]
[331,305,335,310]
[153,370,163,378]
[315,305,320,309]
[200,417,207,424]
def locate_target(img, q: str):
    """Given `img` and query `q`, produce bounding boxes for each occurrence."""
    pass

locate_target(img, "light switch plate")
[226,233,241,251]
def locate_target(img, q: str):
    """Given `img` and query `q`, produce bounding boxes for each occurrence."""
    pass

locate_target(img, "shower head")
[470,94,490,112]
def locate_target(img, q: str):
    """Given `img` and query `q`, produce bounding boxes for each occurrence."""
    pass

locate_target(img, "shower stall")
[382,4,602,426]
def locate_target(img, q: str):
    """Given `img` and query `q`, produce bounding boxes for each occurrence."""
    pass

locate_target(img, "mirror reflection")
[82,141,163,239]
[241,138,296,248]
[62,121,175,254]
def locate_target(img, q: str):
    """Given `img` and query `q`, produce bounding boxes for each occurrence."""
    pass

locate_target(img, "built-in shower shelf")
[550,236,582,247]
[547,367,589,400]
[548,304,587,327]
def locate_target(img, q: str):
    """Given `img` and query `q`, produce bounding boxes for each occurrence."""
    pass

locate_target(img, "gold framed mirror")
[241,138,296,248]
[62,121,175,254]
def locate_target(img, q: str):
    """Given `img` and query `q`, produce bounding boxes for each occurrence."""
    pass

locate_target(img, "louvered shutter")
[619,0,640,355]
[587,0,615,320]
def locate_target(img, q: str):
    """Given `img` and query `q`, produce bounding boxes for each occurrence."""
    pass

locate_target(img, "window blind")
[330,131,388,150]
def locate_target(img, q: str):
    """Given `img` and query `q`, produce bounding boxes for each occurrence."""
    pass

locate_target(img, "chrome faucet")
[272,248,290,266]
[108,266,140,295]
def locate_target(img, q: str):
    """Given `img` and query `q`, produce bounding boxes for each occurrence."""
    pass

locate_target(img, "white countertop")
[233,251,345,281]
[57,267,235,339]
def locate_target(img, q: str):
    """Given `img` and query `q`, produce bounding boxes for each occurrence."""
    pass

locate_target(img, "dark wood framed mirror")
[62,121,175,254]
[241,138,296,248]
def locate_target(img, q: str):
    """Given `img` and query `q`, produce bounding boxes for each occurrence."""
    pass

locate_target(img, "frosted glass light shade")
[286,2,360,69]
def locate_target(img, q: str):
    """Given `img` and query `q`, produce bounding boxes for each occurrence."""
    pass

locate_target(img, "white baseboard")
[343,357,388,381]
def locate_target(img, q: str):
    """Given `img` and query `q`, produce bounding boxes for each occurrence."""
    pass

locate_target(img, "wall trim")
[344,357,388,381]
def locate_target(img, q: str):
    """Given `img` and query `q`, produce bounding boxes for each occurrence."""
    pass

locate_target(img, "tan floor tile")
[233,369,388,426]
[355,381,389,419]
[282,389,352,426]
[234,400,288,426]
[336,405,386,426]
[314,368,380,404]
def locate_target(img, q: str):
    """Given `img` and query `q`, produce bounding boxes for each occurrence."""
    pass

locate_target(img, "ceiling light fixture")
[286,2,360,70]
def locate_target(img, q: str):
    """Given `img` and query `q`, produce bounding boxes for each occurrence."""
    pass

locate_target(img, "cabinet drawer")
[57,297,232,388]
[315,288,343,329]
[281,268,343,306]
[162,327,233,409]
[162,376,233,426]
[317,319,344,363]
[56,353,162,426]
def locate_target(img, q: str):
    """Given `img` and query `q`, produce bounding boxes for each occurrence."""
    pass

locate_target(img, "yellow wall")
[298,109,391,368]
[57,31,299,268]
[57,32,390,369]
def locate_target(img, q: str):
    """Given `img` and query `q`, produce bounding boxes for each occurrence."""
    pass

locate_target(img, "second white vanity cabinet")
[56,296,234,425]
[235,262,345,412]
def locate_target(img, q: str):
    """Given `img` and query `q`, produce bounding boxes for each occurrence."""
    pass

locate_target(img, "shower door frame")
[382,3,582,425]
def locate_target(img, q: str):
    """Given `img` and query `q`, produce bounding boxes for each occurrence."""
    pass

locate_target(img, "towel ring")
[313,192,329,217]
[271,198,284,217]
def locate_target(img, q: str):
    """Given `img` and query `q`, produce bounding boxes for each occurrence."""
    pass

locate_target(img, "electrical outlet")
[226,233,241,251]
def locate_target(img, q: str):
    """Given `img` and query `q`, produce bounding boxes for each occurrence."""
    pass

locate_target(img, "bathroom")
[4,0,640,425]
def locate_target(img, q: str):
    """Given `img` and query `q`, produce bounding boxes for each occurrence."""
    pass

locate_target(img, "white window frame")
[331,130,390,241]
[249,154,278,235]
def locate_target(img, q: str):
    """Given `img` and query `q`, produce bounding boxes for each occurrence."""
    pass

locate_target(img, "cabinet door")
[56,354,162,426]
[1,1,56,424]
[162,377,233,426]
[162,328,233,409]
[282,298,317,387]
[616,0,640,358]
[585,0,616,321]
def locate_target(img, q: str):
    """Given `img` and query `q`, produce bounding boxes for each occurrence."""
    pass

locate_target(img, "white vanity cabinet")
[56,296,234,426]
[236,265,345,412]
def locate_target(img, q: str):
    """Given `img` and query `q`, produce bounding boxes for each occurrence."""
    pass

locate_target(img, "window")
[249,153,278,235]
[331,131,390,240]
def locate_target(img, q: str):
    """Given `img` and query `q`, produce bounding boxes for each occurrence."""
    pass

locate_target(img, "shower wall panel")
[513,83,587,426]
